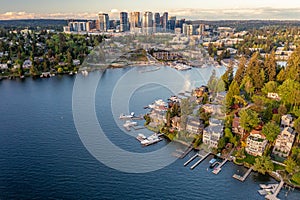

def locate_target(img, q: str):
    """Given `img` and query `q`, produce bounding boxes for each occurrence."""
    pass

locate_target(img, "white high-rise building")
[142,11,153,34]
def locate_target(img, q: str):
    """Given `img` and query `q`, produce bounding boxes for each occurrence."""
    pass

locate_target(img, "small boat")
[209,158,217,165]
[140,134,162,146]
[81,70,88,76]
[136,133,147,142]
[119,112,135,119]
[123,120,137,127]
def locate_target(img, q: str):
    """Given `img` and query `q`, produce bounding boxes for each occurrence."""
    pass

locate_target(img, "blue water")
[0,66,299,199]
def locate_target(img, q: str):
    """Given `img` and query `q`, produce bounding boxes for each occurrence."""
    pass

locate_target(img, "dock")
[180,145,193,159]
[265,180,284,200]
[233,166,253,182]
[184,153,199,166]
[212,158,228,174]
[190,152,211,170]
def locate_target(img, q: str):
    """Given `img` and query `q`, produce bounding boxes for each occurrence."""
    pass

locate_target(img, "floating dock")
[233,166,253,182]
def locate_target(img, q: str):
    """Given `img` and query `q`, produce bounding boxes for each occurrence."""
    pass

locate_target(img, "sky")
[1,0,300,20]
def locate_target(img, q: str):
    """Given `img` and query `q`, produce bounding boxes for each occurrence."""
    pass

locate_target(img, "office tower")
[129,12,141,29]
[176,19,185,28]
[142,11,153,34]
[168,16,176,31]
[120,12,129,32]
[182,23,193,36]
[98,13,109,32]
[154,13,161,32]
[161,12,168,31]
[198,24,205,35]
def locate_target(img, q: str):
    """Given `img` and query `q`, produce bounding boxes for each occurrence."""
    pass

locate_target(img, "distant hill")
[0,19,68,31]
[187,20,300,31]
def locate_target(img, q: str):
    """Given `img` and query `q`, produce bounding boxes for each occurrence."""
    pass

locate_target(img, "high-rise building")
[176,19,185,31]
[142,11,153,34]
[161,12,168,31]
[98,13,109,32]
[154,13,161,31]
[182,23,193,36]
[120,12,129,32]
[168,16,176,31]
[129,12,141,30]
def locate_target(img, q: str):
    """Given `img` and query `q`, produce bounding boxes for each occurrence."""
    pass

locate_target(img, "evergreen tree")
[264,51,277,82]
[234,56,246,85]
[225,80,240,110]
[221,60,234,91]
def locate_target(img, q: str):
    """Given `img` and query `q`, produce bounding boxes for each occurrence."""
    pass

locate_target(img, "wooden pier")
[180,145,193,159]
[233,166,253,182]
[265,179,284,200]
[184,153,199,166]
[212,158,228,174]
[190,152,211,170]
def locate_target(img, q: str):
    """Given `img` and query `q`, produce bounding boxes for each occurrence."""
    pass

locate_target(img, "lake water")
[0,66,299,199]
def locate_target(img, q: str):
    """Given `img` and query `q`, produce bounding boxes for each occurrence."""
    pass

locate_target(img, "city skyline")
[1,0,300,20]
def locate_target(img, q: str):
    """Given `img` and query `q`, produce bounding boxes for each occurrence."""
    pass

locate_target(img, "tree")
[264,51,277,82]
[278,79,300,107]
[286,46,300,82]
[246,52,263,90]
[218,137,226,150]
[278,104,287,116]
[293,117,300,144]
[284,158,298,174]
[234,56,246,85]
[253,156,274,175]
[239,109,260,132]
[262,122,280,143]
[207,69,218,93]
[276,68,286,83]
[262,81,279,94]
[221,61,234,91]
[225,80,240,110]
[241,75,254,97]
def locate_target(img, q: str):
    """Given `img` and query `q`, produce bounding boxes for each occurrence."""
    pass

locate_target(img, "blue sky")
[1,0,300,20]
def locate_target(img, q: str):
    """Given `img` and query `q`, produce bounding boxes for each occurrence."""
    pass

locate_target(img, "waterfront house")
[203,119,224,149]
[281,114,293,127]
[22,60,32,69]
[245,130,268,157]
[72,59,81,66]
[192,85,208,98]
[232,115,245,137]
[148,99,168,127]
[202,104,225,118]
[273,127,295,158]
[171,116,181,130]
[186,116,204,135]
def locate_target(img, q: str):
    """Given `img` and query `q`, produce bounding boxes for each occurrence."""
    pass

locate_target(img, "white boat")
[119,112,135,119]
[81,70,88,76]
[174,63,192,71]
[140,134,162,146]
[136,133,147,142]
[123,120,137,127]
